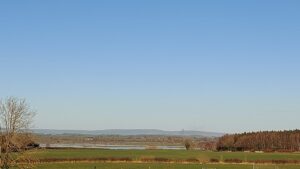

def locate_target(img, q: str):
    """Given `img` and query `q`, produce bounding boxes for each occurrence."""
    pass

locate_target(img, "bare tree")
[184,139,192,150]
[0,97,35,169]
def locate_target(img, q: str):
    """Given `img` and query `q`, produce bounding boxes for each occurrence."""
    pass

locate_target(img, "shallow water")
[39,143,186,150]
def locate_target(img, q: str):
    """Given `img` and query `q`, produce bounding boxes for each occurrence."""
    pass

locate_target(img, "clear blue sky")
[0,0,299,133]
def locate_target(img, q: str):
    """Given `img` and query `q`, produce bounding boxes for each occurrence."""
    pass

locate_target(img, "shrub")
[224,158,243,163]
[153,157,170,162]
[186,158,199,163]
[210,158,219,163]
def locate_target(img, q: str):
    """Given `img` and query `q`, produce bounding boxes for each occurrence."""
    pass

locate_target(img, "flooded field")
[39,143,186,150]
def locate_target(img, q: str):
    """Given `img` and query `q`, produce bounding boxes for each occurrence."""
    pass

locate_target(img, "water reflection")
[40,143,186,150]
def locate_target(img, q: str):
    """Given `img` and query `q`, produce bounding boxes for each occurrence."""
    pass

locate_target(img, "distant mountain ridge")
[32,129,224,137]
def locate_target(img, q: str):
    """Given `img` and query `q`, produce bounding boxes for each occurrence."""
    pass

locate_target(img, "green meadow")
[30,149,300,161]
[21,149,300,169]
[30,163,300,169]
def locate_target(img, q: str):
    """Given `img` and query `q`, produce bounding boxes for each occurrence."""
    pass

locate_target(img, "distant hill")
[32,129,224,137]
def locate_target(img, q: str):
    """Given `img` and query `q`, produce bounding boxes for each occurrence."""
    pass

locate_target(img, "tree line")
[217,130,300,152]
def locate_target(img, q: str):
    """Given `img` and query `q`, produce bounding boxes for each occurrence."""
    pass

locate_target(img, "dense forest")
[217,130,300,152]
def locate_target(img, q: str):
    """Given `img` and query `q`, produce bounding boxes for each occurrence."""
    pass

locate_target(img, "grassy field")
[17,163,300,169]
[22,149,300,169]
[29,148,300,162]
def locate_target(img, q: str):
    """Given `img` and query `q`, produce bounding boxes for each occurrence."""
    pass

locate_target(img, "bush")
[210,158,219,163]
[186,158,199,163]
[224,158,243,163]
[153,157,170,162]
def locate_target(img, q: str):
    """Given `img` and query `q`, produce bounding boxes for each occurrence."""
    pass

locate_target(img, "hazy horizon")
[1,0,300,133]
[32,128,300,135]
